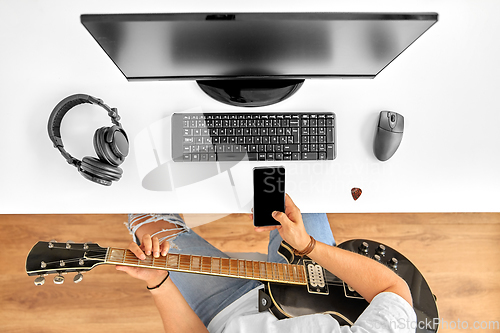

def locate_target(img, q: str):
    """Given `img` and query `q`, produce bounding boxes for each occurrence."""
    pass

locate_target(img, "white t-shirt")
[208,287,416,333]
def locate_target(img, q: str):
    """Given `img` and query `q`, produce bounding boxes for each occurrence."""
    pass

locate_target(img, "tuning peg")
[66,240,74,249]
[48,239,57,248]
[34,276,45,286]
[73,273,83,284]
[53,274,64,285]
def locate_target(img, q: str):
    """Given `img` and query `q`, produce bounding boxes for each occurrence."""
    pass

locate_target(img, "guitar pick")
[351,188,362,201]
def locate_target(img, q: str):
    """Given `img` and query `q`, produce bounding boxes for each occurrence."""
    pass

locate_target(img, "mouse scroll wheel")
[388,114,397,129]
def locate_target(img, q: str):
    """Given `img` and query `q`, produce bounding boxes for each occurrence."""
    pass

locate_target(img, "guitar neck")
[105,247,307,285]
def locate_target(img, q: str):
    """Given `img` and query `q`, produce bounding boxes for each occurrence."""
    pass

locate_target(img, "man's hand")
[254,193,311,252]
[115,234,169,288]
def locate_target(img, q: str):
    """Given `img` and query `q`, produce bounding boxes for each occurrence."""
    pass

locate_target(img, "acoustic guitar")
[26,239,439,332]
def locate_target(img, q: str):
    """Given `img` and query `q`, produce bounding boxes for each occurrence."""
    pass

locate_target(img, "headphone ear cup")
[106,125,129,158]
[79,156,123,186]
[94,127,123,166]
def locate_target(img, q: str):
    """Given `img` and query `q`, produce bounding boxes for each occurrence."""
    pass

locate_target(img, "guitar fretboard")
[105,248,307,285]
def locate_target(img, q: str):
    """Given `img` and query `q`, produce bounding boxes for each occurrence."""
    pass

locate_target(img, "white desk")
[1,0,499,214]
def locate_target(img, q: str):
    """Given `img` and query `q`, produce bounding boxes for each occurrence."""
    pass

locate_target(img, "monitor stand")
[197,79,304,107]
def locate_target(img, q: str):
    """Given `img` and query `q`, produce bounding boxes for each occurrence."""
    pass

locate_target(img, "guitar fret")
[246,260,253,278]
[195,256,202,272]
[221,258,230,275]
[201,256,211,273]
[262,262,268,279]
[179,254,190,270]
[230,259,238,276]
[252,261,259,279]
[238,260,245,277]
[266,263,273,280]
[211,257,220,275]
[166,253,178,270]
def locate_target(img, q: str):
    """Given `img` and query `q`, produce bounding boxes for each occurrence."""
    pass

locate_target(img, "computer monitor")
[81,12,438,107]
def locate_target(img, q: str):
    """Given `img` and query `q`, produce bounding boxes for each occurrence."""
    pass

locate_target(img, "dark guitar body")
[265,239,439,332]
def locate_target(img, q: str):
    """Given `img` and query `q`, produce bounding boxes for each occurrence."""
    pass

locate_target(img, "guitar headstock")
[26,241,107,285]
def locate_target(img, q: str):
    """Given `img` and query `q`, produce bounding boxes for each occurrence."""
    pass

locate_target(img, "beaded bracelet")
[146,272,170,290]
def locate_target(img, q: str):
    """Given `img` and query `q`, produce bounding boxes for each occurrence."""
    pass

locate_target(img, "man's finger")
[272,211,292,226]
[152,236,160,258]
[142,234,152,255]
[129,242,146,260]
[255,226,279,233]
[284,193,301,220]
[160,241,170,256]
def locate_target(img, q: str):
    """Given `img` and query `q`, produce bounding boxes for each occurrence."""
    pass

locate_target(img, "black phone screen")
[253,166,285,227]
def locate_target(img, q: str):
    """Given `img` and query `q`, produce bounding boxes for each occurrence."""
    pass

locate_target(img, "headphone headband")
[47,94,122,167]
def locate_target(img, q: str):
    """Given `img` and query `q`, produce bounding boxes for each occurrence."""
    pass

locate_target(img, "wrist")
[296,234,312,252]
[146,271,170,289]
[294,235,316,256]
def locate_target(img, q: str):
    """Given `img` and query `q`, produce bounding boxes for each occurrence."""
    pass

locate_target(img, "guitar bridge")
[303,259,329,295]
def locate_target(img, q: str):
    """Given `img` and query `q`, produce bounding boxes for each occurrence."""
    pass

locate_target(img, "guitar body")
[265,239,439,332]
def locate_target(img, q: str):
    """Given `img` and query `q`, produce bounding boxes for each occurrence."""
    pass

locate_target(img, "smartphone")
[253,166,285,227]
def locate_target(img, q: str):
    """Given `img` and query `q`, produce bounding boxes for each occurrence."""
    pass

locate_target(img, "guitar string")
[41,247,344,285]
[38,256,343,285]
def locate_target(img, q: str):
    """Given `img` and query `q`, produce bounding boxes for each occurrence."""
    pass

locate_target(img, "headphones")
[48,94,129,186]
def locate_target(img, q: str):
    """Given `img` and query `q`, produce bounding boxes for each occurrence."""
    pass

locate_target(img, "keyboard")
[172,112,336,162]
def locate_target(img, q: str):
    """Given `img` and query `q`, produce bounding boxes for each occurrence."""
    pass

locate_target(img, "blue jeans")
[133,213,335,327]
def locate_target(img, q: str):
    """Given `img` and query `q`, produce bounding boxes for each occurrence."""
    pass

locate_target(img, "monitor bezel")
[80,12,438,81]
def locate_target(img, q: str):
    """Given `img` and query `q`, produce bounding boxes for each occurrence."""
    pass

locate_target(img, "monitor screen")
[81,13,438,81]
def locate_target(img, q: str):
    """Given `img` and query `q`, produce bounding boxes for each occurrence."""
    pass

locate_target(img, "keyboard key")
[283,144,299,152]
[247,152,258,161]
[327,144,335,159]
[327,128,334,143]
[301,152,318,160]
[216,152,247,161]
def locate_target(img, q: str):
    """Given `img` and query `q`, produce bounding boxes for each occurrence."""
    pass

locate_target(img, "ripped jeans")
[126,213,335,327]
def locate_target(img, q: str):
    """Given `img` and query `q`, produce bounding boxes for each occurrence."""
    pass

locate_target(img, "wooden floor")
[1,213,499,332]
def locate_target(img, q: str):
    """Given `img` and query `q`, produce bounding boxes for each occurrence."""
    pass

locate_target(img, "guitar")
[26,239,439,332]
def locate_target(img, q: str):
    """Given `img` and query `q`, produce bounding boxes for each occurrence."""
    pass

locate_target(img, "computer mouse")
[373,111,404,161]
